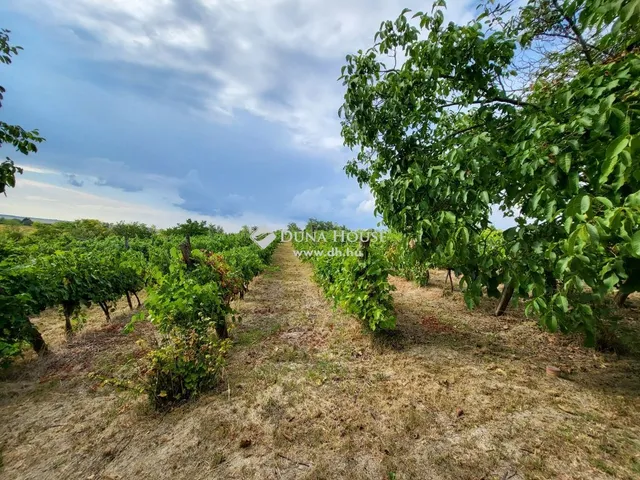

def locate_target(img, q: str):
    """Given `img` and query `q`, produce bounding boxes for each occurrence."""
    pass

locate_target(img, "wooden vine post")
[179,235,194,269]
[360,237,370,261]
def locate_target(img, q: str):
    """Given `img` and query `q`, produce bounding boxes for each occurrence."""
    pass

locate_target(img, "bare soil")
[1,243,640,479]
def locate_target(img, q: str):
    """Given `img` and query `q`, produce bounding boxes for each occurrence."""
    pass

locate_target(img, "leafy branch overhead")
[339,0,640,344]
[0,28,45,196]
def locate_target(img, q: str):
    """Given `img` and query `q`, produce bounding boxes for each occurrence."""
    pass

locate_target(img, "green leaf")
[444,211,456,224]
[604,273,619,289]
[586,224,600,244]
[557,256,572,274]
[531,190,542,211]
[626,191,640,207]
[460,227,470,245]
[580,195,591,214]
[564,216,573,234]
[577,116,593,128]
[545,200,557,221]
[595,196,613,209]
[631,231,640,257]
[464,294,475,310]
[620,1,636,23]
[559,90,572,109]
[606,135,630,160]
[576,254,591,264]
[599,155,619,183]
[555,295,569,313]
[568,172,580,193]
[558,154,571,173]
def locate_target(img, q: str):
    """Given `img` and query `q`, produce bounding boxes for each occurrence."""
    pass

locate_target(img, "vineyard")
[0,220,278,407]
[1,223,640,479]
[2,0,640,478]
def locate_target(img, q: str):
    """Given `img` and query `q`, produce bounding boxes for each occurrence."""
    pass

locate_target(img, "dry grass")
[1,243,640,479]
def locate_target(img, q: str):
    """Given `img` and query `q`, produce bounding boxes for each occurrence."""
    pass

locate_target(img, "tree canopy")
[305,218,347,231]
[164,219,215,237]
[339,0,640,343]
[0,29,44,196]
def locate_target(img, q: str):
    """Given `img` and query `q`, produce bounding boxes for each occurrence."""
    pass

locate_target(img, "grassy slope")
[1,242,639,479]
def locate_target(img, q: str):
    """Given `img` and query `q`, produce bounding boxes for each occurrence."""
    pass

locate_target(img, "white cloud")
[22,159,183,199]
[356,193,376,214]
[290,186,332,216]
[2,172,284,231]
[10,0,474,151]
[289,183,377,221]
[20,164,60,174]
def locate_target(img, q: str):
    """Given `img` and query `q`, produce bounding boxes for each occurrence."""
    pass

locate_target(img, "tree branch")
[441,124,485,143]
[540,32,600,51]
[485,96,540,109]
[551,0,594,66]
[439,95,540,110]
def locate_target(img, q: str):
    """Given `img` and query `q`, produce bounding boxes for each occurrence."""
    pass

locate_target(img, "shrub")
[295,234,396,331]
[145,332,231,409]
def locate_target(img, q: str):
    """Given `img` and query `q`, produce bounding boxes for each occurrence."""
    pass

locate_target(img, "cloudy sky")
[1,0,503,231]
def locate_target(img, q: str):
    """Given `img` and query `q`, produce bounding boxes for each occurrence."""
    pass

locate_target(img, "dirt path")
[1,243,640,479]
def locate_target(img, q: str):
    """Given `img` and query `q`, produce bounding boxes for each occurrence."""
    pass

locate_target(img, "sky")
[0,0,511,232]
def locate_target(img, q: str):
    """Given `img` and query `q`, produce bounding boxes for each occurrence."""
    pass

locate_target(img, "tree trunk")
[99,301,111,321]
[495,284,515,316]
[446,269,454,291]
[133,291,141,307]
[545,270,558,294]
[215,321,229,339]
[62,302,74,335]
[614,274,637,308]
[126,292,133,310]
[27,320,48,355]
[615,291,630,308]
